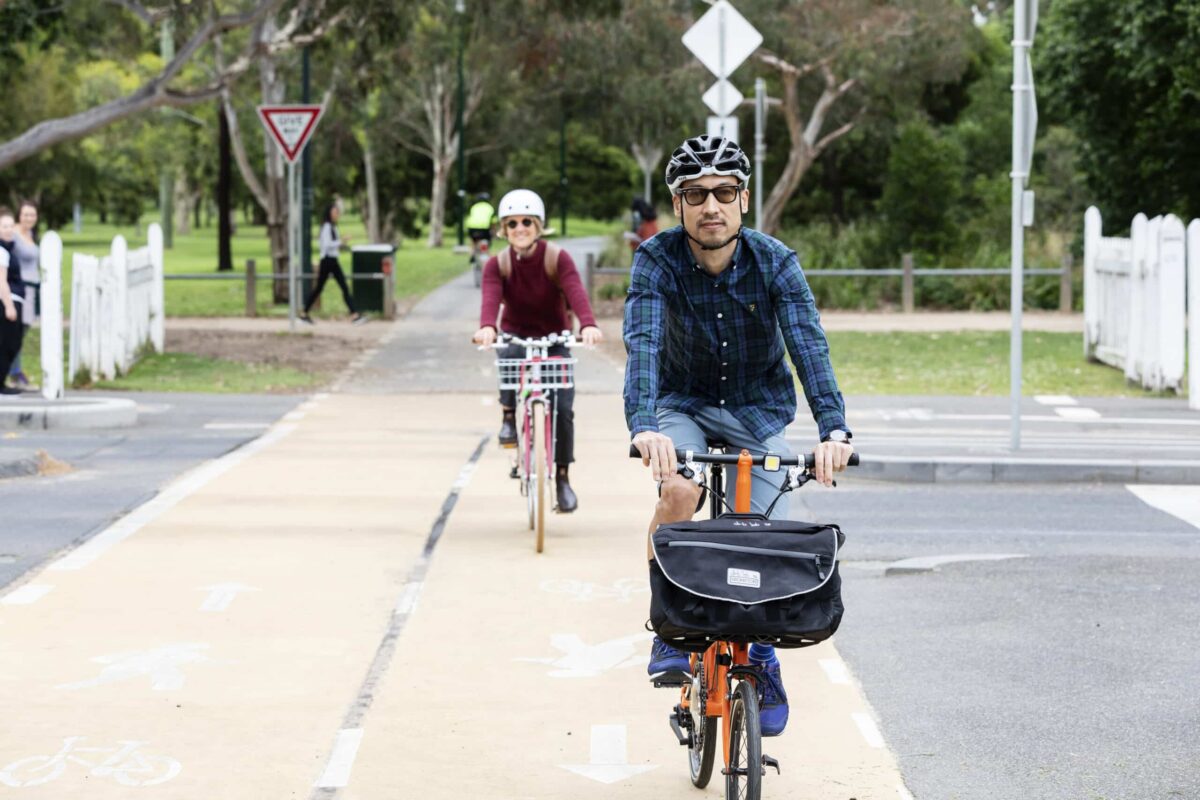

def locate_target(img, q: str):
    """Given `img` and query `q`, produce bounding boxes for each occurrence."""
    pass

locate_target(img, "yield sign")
[257,105,324,163]
[703,79,744,117]
[682,0,762,78]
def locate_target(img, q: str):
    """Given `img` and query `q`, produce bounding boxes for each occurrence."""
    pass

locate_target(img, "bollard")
[245,259,257,317]
[901,253,914,313]
[383,260,396,320]
[1060,252,1073,313]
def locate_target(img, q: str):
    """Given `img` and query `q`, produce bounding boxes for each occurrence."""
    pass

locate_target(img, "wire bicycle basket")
[495,357,577,391]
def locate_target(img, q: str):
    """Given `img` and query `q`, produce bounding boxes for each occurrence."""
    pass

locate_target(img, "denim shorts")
[656,407,793,520]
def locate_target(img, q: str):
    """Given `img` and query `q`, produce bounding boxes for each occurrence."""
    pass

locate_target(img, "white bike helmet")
[497,189,545,223]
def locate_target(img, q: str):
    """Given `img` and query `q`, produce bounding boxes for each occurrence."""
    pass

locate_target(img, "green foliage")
[503,123,638,221]
[1039,0,1200,221]
[879,120,965,257]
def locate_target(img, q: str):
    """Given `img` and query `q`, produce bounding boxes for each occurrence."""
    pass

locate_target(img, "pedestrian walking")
[300,203,365,325]
[0,209,26,395]
[6,200,38,390]
[625,197,659,252]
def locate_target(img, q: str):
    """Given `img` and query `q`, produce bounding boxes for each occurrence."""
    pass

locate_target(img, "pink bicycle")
[490,332,577,552]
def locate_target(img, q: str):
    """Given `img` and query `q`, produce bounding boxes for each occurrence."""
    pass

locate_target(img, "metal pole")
[717,4,726,134]
[301,47,313,295]
[159,19,175,249]
[1010,1,1029,450]
[754,77,765,226]
[288,162,297,332]
[455,2,466,248]
[560,110,568,236]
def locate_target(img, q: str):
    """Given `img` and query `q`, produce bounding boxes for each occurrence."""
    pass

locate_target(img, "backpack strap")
[542,242,561,286]
[498,247,512,280]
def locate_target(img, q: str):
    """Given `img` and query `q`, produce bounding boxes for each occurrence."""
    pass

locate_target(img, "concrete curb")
[0,449,40,479]
[0,397,138,430]
[861,454,1200,484]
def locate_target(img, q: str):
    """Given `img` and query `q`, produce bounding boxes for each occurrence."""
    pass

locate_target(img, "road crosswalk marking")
[1127,485,1200,530]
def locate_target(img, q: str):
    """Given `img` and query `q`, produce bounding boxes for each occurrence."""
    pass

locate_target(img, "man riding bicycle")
[466,192,497,248]
[625,135,854,736]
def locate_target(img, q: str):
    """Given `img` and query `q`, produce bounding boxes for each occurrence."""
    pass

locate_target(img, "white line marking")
[1,583,54,605]
[312,728,364,788]
[283,411,306,422]
[818,658,851,685]
[1127,485,1200,530]
[885,553,1028,574]
[394,582,423,616]
[49,425,296,571]
[897,784,916,800]
[481,396,494,406]
[203,422,270,431]
[1055,406,1102,420]
[451,461,479,491]
[1035,394,1076,406]
[852,712,885,748]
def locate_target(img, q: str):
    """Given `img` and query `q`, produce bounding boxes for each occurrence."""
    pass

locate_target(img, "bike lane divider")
[0,394,485,798]
[340,395,915,799]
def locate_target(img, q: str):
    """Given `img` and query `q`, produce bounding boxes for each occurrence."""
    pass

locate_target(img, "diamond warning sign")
[257,105,324,163]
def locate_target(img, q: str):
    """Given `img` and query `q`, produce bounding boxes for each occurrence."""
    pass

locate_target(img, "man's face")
[673,174,749,248]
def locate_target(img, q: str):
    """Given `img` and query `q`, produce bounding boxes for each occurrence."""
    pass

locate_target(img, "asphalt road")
[0,391,300,589]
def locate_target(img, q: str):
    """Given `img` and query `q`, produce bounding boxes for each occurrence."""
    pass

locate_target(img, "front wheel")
[532,402,546,552]
[472,257,482,288]
[688,673,718,787]
[726,679,762,800]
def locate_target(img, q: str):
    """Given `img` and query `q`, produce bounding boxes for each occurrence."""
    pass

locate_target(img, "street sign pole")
[1010,0,1036,449]
[287,160,298,332]
[754,77,765,226]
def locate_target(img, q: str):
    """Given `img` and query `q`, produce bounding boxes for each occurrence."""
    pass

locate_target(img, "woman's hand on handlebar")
[813,441,854,488]
[579,325,603,347]
[631,431,678,482]
[472,326,497,347]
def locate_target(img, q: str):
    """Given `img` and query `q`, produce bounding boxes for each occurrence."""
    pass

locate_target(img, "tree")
[1039,0,1200,221]
[879,119,965,257]
[735,0,971,235]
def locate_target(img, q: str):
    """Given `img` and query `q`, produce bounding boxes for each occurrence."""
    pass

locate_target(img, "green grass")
[826,331,1186,397]
[92,352,320,394]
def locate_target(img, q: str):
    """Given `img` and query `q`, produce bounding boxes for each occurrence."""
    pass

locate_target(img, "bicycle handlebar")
[486,331,579,348]
[627,445,860,470]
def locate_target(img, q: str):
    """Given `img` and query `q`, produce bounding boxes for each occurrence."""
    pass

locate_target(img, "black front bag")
[648,516,845,653]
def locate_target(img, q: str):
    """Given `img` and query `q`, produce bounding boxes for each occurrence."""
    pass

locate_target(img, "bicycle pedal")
[650,670,690,688]
[500,443,517,450]
[509,466,519,479]
[761,754,781,774]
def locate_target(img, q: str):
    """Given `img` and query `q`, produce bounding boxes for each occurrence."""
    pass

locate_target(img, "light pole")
[455,0,466,248]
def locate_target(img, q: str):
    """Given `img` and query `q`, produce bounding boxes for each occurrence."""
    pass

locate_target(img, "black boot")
[556,465,577,513]
[498,409,517,447]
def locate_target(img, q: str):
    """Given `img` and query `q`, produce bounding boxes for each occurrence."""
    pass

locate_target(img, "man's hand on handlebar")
[472,326,497,347]
[812,441,854,488]
[631,431,678,483]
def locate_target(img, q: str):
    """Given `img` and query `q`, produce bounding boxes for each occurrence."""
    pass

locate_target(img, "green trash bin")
[351,244,396,316]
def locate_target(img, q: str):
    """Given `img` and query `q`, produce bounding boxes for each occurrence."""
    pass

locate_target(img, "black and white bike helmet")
[664,135,752,194]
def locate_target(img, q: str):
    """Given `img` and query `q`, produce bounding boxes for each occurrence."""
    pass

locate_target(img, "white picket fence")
[67,224,165,383]
[37,232,65,399]
[1083,207,1192,395]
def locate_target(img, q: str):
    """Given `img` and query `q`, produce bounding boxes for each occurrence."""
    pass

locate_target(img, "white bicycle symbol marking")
[0,737,181,787]
[539,577,649,603]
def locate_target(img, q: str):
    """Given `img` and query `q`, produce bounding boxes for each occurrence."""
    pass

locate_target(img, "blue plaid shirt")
[623,226,849,442]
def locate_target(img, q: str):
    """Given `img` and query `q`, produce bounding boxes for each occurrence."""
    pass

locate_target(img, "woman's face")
[330,207,341,223]
[18,205,36,231]
[503,216,540,250]
[0,216,14,241]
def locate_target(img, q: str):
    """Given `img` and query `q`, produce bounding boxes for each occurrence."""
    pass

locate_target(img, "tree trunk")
[363,136,381,243]
[258,20,289,303]
[427,156,448,248]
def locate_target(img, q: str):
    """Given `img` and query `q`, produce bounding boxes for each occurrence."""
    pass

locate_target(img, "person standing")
[472,189,603,512]
[0,209,25,395]
[6,201,38,390]
[300,203,365,325]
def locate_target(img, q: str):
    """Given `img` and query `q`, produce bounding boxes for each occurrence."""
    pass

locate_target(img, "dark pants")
[498,342,574,465]
[0,312,25,382]
[304,257,356,314]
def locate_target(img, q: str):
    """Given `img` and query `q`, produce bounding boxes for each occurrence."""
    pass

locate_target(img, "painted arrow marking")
[515,632,652,678]
[559,724,657,784]
[198,583,260,612]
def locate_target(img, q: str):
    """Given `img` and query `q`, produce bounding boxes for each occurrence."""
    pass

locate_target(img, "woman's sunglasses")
[506,218,536,230]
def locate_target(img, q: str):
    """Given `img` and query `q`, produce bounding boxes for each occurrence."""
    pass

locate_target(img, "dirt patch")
[165,318,388,379]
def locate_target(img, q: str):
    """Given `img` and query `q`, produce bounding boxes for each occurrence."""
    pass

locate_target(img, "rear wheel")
[472,253,482,287]
[687,662,718,787]
[533,402,546,552]
[726,679,762,800]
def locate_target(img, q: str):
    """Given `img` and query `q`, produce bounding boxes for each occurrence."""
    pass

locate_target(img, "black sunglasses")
[678,183,743,207]
[506,218,536,230]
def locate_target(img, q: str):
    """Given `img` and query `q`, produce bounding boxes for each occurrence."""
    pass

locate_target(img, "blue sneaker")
[753,657,789,736]
[647,636,691,683]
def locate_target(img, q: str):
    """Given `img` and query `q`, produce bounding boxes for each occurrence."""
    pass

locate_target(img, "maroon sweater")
[479,239,597,337]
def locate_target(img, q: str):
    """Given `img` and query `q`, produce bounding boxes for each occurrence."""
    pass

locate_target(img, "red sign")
[257,105,324,163]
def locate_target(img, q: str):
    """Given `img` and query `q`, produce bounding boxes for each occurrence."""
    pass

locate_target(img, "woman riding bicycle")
[472,189,603,513]
[625,135,854,736]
